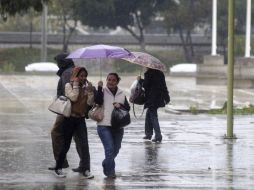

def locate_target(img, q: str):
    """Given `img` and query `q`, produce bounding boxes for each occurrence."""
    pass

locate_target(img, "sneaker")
[72,167,84,173]
[143,136,152,140]
[48,161,69,170]
[83,170,94,179]
[54,169,66,178]
[48,166,56,171]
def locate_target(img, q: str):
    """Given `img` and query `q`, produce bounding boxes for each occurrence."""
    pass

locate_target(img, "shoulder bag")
[111,107,131,129]
[88,104,104,122]
[129,79,145,105]
[48,96,71,117]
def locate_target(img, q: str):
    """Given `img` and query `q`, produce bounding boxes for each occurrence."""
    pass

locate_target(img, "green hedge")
[0,47,60,72]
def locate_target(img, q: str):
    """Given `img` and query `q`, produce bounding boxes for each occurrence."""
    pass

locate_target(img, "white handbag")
[48,96,71,117]
[88,105,104,122]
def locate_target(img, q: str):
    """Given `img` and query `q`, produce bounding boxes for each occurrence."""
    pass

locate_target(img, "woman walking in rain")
[140,68,170,143]
[54,66,94,178]
[94,73,130,178]
[49,54,94,177]
[123,51,169,143]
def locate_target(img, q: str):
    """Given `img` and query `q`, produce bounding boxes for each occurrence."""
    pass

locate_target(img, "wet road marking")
[238,89,254,96]
[0,80,28,108]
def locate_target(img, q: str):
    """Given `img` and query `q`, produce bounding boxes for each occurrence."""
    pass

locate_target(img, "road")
[0,75,254,189]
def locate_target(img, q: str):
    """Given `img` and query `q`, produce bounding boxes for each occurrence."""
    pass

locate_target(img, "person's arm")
[65,82,79,102]
[164,91,170,104]
[163,82,170,104]
[143,72,150,89]
[94,83,104,105]
[86,82,95,106]
[159,74,170,104]
[61,69,71,87]
[120,96,130,111]
[137,76,144,86]
[56,79,62,97]
[60,68,72,95]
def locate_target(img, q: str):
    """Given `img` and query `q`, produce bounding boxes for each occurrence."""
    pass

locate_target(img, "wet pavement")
[0,75,254,190]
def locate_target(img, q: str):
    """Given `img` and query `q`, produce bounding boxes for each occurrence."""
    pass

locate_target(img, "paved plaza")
[0,74,254,190]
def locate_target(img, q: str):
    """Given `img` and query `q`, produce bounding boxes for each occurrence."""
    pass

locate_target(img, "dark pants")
[145,107,162,140]
[51,115,88,169]
[51,115,65,162]
[97,126,124,176]
[55,117,90,171]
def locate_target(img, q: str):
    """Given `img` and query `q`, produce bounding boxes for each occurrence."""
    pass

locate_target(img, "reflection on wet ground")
[0,75,254,189]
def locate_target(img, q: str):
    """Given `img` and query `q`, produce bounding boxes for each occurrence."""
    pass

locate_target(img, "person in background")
[49,54,92,177]
[49,53,74,170]
[139,68,170,143]
[54,66,94,178]
[94,73,130,178]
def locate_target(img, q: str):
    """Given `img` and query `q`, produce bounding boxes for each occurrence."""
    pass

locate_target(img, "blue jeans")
[145,107,162,140]
[97,126,124,176]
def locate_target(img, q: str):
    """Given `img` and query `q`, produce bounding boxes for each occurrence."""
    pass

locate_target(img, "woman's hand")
[73,77,79,82]
[98,80,103,87]
[73,77,80,86]
[86,81,93,92]
[113,102,121,108]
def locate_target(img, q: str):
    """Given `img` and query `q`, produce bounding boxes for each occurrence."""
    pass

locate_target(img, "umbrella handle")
[100,59,102,80]
[139,68,142,77]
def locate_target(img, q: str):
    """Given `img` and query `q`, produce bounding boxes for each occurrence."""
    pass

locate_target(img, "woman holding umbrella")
[124,51,170,143]
[54,66,94,178]
[94,73,130,178]
[139,68,170,143]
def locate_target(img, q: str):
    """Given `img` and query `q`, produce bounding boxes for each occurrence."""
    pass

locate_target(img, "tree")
[49,0,80,51]
[0,0,49,20]
[0,0,50,50]
[78,0,170,51]
[216,0,249,60]
[163,0,211,62]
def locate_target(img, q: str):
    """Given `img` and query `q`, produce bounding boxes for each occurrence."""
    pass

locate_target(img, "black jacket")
[56,66,74,97]
[142,69,170,109]
[55,52,75,97]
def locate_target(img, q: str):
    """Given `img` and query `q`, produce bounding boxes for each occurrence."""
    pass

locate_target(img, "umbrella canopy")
[122,51,167,72]
[67,44,133,59]
[66,44,133,79]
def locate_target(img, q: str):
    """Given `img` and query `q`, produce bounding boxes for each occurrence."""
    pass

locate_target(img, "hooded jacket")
[55,52,75,97]
[65,67,94,118]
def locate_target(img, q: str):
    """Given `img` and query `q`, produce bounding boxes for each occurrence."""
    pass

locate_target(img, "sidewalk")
[166,76,254,111]
[0,74,254,189]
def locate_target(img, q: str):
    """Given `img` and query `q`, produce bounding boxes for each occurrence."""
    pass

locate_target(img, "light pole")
[211,0,217,55]
[41,1,47,62]
[245,0,251,57]
[226,0,235,139]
